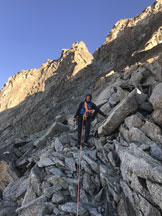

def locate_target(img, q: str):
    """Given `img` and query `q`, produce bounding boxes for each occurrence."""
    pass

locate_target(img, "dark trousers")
[77,115,91,143]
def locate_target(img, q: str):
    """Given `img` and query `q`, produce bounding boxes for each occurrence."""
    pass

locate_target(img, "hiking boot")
[77,140,81,147]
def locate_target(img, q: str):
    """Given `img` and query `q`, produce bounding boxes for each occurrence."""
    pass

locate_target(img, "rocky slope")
[0,0,162,215]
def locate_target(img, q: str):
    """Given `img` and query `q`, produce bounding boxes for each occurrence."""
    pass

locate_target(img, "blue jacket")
[74,100,106,119]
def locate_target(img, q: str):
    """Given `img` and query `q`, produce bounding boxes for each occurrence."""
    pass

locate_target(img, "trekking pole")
[76,117,84,216]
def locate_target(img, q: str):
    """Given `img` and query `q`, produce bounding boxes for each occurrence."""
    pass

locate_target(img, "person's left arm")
[92,103,106,117]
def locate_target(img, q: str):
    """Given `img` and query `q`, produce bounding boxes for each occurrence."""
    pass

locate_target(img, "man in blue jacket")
[73,94,107,145]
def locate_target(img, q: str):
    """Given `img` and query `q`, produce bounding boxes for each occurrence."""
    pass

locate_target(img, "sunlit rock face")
[94,0,162,73]
[0,41,93,112]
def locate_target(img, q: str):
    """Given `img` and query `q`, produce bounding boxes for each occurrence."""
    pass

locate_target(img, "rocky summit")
[0,1,162,216]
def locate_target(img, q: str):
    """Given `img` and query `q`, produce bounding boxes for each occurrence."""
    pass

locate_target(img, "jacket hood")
[85,94,92,102]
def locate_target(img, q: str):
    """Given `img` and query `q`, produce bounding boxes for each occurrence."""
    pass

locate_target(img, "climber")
[73,93,107,145]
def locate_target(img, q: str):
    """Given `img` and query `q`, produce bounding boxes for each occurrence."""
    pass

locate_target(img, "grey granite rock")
[3,176,29,201]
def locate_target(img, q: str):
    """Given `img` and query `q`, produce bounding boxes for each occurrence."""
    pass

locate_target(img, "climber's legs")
[84,117,91,143]
[77,115,83,145]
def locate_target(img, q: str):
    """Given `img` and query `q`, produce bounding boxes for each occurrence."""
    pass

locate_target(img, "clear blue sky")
[0,0,155,90]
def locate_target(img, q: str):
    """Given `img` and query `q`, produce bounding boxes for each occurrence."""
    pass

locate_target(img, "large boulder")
[0,200,17,216]
[120,180,161,216]
[58,202,87,215]
[94,85,111,107]
[55,113,66,123]
[115,142,162,184]
[147,180,162,210]
[98,89,139,136]
[3,176,29,201]
[16,195,46,216]
[130,66,151,88]
[141,120,162,142]
[115,140,162,213]
[124,113,144,129]
[152,109,162,127]
[0,161,18,191]
[128,127,151,143]
[149,83,162,110]
[34,122,69,147]
[21,165,44,206]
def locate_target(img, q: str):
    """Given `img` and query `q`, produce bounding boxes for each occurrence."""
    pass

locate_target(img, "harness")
[83,101,93,120]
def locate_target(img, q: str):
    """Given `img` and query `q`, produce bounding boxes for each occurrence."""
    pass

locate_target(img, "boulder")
[34,122,69,147]
[51,191,65,204]
[121,180,161,216]
[115,142,162,183]
[83,155,99,173]
[38,154,55,168]
[16,195,46,215]
[68,185,77,199]
[152,109,162,127]
[139,102,153,114]
[83,173,96,195]
[149,82,162,110]
[53,138,63,152]
[107,151,117,167]
[0,161,18,191]
[58,202,87,215]
[88,207,102,216]
[80,189,89,203]
[147,180,162,210]
[46,167,64,176]
[99,102,111,116]
[141,121,162,142]
[55,113,66,123]
[81,160,93,174]
[3,176,29,201]
[109,86,129,107]
[47,121,69,136]
[130,66,151,88]
[44,184,62,199]
[59,133,70,144]
[28,166,42,197]
[135,89,148,106]
[117,198,131,216]
[128,127,151,143]
[65,157,76,172]
[119,125,130,142]
[46,176,68,189]
[147,60,162,82]
[150,143,162,162]
[94,85,111,107]
[124,113,144,129]
[0,200,17,216]
[98,89,139,136]
[22,166,43,206]
[22,186,37,206]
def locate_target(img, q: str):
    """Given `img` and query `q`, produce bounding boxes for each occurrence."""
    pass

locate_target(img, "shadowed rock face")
[0,1,162,216]
[0,41,95,147]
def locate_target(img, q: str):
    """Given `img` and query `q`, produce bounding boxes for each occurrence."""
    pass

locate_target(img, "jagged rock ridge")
[0,41,93,112]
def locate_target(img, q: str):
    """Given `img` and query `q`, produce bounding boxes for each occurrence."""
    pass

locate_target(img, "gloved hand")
[104,114,108,118]
[73,117,77,122]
